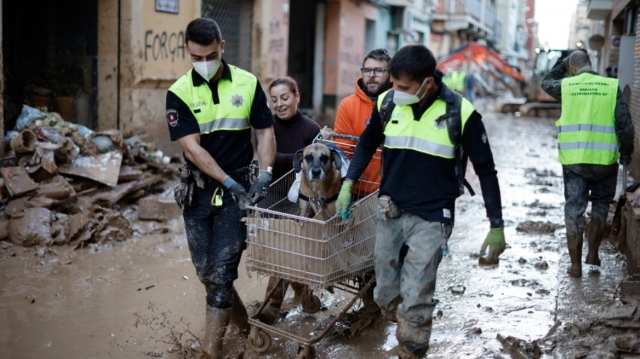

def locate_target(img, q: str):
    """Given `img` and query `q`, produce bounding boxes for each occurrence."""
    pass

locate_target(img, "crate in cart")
[244,135,381,287]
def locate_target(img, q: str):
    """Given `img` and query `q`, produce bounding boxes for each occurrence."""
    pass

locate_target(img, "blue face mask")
[393,78,428,107]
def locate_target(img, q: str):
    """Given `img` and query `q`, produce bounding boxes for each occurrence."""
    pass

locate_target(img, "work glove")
[620,154,631,167]
[335,181,354,220]
[480,226,506,264]
[248,170,272,205]
[174,166,193,209]
[222,176,251,210]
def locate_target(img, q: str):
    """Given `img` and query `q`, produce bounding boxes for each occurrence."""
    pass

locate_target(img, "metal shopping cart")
[244,133,381,359]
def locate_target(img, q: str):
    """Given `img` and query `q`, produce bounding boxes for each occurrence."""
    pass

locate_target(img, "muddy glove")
[222,176,251,210]
[480,219,506,264]
[174,166,193,209]
[620,154,631,167]
[335,181,354,220]
[248,170,272,205]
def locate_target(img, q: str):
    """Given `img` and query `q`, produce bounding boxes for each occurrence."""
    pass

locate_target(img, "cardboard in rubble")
[57,151,123,187]
[0,166,39,197]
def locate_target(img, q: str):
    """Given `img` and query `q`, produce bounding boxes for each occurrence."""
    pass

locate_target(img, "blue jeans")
[373,212,444,348]
[183,178,250,308]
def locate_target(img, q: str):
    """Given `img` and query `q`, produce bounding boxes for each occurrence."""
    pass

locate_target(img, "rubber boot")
[255,277,288,325]
[585,220,603,266]
[567,233,583,278]
[201,306,231,359]
[230,287,249,338]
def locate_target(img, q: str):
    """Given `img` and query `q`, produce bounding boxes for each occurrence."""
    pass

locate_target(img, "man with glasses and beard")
[332,48,392,196]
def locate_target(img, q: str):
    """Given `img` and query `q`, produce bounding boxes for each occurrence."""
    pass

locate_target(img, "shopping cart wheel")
[248,326,271,354]
[297,344,316,359]
[302,294,321,314]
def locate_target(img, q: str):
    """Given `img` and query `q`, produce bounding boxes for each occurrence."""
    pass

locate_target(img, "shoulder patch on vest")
[166,109,178,127]
[231,94,245,108]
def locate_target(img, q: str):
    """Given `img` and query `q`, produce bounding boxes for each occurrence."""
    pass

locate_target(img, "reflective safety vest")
[450,70,466,92]
[168,66,255,135]
[556,73,619,165]
[378,91,475,159]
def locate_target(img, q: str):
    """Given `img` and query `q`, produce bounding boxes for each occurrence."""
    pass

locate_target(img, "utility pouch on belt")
[174,165,194,209]
[378,195,402,219]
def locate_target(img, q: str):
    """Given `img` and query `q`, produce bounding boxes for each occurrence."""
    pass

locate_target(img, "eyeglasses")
[361,67,388,77]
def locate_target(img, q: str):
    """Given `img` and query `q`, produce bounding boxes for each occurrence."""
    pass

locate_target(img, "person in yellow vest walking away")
[541,50,634,278]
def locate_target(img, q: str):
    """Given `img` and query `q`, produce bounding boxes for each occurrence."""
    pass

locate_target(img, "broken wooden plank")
[118,165,144,181]
[92,174,165,207]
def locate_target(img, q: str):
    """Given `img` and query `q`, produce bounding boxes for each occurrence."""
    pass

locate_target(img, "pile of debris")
[0,105,181,249]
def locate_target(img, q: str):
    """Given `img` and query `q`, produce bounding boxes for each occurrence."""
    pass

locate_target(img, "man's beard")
[363,78,391,97]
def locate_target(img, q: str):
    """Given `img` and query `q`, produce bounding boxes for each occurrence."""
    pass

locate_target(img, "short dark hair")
[362,48,391,67]
[389,44,436,83]
[185,18,222,46]
[269,76,300,96]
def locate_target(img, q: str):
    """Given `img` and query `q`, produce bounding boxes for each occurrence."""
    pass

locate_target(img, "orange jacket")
[334,78,382,196]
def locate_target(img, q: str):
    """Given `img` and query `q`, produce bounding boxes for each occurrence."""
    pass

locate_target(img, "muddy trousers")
[562,166,617,277]
[183,178,249,308]
[373,212,443,358]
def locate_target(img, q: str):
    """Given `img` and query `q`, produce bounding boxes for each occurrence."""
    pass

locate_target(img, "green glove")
[335,181,354,219]
[480,227,506,264]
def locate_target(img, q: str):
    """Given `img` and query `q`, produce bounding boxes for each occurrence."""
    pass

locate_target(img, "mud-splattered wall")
[267,0,290,82]
[323,0,377,110]
[115,0,200,157]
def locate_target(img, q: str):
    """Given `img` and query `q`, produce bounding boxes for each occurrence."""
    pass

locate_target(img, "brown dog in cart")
[244,134,380,359]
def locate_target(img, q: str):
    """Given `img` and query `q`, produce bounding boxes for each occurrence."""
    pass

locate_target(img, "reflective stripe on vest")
[377,90,475,158]
[168,65,255,134]
[556,72,618,165]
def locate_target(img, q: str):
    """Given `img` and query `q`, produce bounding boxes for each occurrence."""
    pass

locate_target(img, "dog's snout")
[311,168,322,178]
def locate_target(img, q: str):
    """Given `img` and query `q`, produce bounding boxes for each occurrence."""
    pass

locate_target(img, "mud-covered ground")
[1,99,639,359]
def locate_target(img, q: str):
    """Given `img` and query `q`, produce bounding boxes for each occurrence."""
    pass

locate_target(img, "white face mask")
[192,58,221,81]
[393,78,428,107]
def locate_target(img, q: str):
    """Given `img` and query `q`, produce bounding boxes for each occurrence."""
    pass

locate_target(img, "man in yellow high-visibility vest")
[541,50,634,278]
[335,44,506,358]
[166,18,276,358]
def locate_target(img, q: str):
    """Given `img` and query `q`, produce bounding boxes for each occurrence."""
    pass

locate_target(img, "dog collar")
[298,192,339,206]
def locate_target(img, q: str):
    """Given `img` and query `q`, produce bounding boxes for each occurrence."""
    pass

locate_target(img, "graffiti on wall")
[144,29,186,62]
[268,0,289,78]
[339,36,361,86]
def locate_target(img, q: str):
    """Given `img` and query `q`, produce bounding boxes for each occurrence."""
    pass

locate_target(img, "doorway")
[287,0,318,117]
[2,0,98,133]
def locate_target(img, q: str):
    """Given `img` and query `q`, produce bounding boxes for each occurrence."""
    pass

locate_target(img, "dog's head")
[293,143,342,182]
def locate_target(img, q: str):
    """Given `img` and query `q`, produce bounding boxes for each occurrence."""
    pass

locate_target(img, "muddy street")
[0,99,635,359]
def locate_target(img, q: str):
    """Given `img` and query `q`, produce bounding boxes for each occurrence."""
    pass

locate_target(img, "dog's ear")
[330,149,342,171]
[293,149,304,173]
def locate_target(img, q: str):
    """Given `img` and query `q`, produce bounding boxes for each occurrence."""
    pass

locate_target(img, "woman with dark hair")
[269,76,321,181]
[255,77,321,325]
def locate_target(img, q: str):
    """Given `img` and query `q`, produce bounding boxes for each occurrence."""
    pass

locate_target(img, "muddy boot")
[255,277,288,325]
[396,341,429,359]
[585,221,603,266]
[381,296,403,323]
[230,287,249,338]
[201,305,231,359]
[567,233,583,278]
